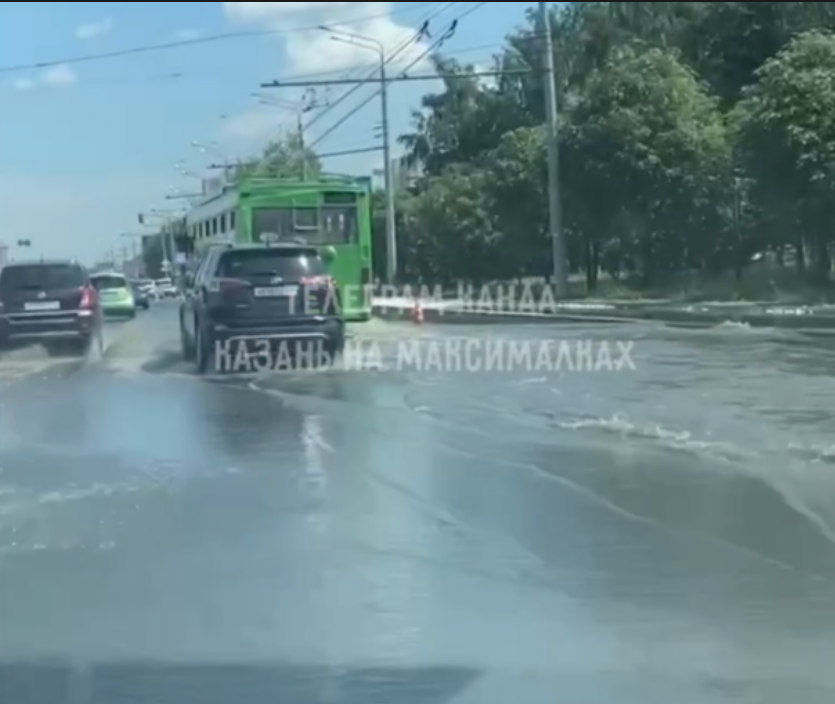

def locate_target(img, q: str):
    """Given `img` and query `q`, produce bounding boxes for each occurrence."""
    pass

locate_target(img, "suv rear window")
[91,275,126,290]
[218,248,325,280]
[0,264,84,291]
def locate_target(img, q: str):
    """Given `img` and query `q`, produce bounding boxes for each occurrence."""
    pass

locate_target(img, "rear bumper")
[0,310,97,345]
[101,301,135,315]
[207,317,344,348]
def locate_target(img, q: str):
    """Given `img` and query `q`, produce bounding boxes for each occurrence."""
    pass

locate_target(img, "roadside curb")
[370,303,835,330]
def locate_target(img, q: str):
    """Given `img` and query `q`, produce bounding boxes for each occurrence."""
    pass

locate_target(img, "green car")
[90,272,136,318]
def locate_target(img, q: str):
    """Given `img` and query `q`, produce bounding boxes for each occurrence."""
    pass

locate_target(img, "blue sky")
[0,2,531,263]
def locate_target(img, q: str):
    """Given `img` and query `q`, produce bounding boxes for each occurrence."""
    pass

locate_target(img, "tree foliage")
[379,2,835,294]
[236,129,321,179]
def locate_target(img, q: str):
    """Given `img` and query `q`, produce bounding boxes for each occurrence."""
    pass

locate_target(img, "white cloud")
[0,172,166,262]
[75,18,113,39]
[222,1,430,75]
[11,64,77,90]
[223,3,354,22]
[220,107,289,141]
[40,64,77,86]
[173,28,202,40]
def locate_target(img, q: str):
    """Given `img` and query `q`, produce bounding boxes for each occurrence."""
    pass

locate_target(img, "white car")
[133,278,156,296]
[154,278,177,299]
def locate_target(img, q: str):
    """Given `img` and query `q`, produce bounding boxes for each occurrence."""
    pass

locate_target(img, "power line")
[305,23,462,152]
[294,69,529,154]
[180,8,453,199]
[262,69,528,89]
[301,1,456,135]
[55,40,516,93]
[300,1,487,283]
[0,2,441,74]
[311,94,383,153]
[249,2,454,160]
[295,1,490,148]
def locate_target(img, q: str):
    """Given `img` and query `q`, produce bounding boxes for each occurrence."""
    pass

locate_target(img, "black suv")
[179,243,345,373]
[0,259,101,355]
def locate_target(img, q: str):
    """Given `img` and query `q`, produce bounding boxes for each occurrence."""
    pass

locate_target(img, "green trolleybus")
[184,174,372,321]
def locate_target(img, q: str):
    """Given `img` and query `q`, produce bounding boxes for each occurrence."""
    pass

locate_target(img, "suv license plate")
[254,286,296,297]
[24,301,60,311]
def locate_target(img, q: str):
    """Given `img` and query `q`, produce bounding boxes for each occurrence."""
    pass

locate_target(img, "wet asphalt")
[2,303,835,702]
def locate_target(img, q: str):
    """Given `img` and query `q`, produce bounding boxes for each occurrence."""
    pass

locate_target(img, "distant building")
[0,241,7,268]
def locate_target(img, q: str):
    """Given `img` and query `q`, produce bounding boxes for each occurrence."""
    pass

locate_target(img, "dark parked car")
[0,259,102,356]
[179,243,344,373]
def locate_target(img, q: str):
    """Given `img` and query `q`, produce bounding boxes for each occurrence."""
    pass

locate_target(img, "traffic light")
[137,213,144,225]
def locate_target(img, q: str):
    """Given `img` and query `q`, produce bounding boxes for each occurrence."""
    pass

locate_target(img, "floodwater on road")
[1,305,835,703]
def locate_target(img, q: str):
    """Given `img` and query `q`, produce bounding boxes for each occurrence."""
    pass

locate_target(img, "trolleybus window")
[293,208,318,230]
[253,207,356,244]
[321,206,356,243]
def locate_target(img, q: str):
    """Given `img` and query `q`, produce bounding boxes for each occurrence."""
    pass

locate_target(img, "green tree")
[389,3,835,295]
[481,126,548,279]
[735,31,835,282]
[236,129,321,179]
[561,46,729,284]
[406,165,497,285]
[398,56,523,175]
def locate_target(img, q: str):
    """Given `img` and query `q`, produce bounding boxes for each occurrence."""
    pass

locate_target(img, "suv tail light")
[79,285,96,308]
[302,276,338,315]
[206,277,248,292]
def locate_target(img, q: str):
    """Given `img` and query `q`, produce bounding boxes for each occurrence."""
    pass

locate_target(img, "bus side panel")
[348,190,372,321]
[328,245,366,321]
[236,199,253,243]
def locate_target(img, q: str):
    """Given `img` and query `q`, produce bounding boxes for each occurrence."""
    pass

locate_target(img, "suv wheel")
[180,315,194,360]
[195,325,214,374]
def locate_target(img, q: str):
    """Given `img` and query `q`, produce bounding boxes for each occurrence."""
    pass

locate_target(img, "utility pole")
[539,1,568,297]
[298,89,315,180]
[139,210,180,275]
[379,56,397,283]
[262,71,529,284]
[261,28,418,284]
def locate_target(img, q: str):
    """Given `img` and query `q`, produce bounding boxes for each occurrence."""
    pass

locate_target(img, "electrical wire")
[303,1,460,134]
[250,2,463,166]
[0,2,441,74]
[307,2,487,151]
[48,39,511,92]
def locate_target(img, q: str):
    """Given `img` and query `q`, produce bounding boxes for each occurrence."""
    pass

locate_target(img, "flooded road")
[2,305,835,702]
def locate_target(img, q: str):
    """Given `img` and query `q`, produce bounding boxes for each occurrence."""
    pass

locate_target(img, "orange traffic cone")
[411,297,424,324]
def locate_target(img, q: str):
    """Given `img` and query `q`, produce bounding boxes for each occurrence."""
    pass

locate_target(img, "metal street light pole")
[323,27,397,282]
[539,1,568,296]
